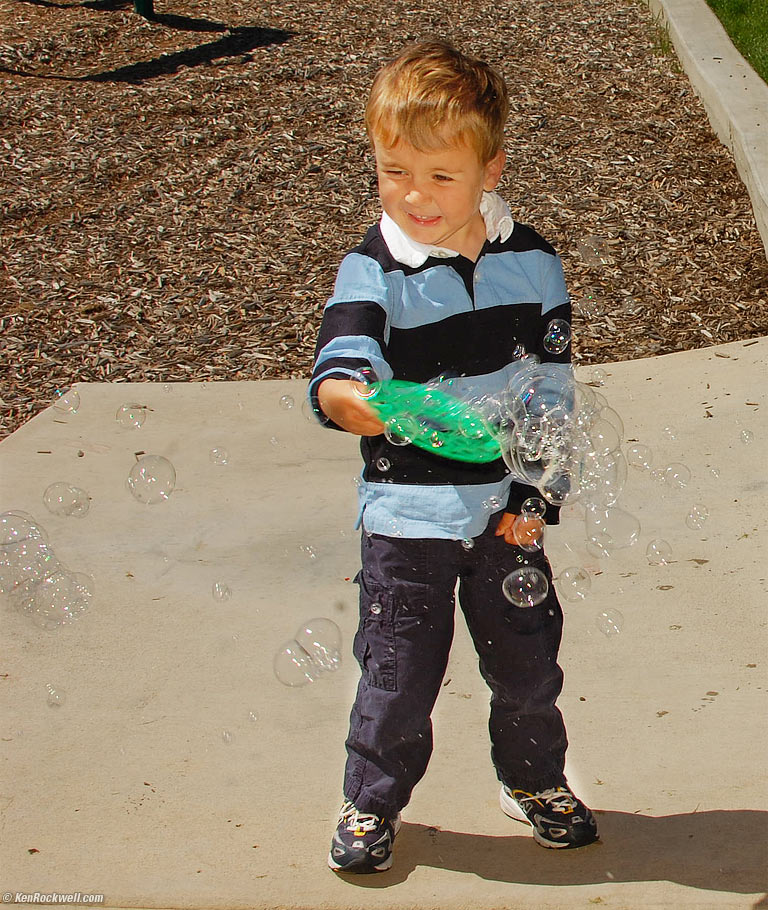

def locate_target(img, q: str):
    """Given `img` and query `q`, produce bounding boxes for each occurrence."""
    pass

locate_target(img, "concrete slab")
[646,0,768,257]
[1,341,767,910]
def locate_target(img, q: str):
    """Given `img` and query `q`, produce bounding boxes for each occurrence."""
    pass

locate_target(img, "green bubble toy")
[364,379,503,463]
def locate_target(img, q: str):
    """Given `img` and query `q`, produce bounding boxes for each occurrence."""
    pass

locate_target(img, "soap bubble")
[351,367,379,400]
[575,290,600,319]
[0,537,60,596]
[543,319,571,354]
[521,497,547,519]
[42,483,90,518]
[502,566,549,608]
[0,512,47,547]
[585,505,640,551]
[212,581,232,602]
[557,566,591,602]
[46,683,66,708]
[20,570,94,630]
[370,602,383,615]
[663,426,677,440]
[384,416,415,446]
[209,447,229,465]
[588,367,606,387]
[279,394,295,410]
[512,513,545,552]
[376,457,391,472]
[115,403,147,429]
[53,387,80,414]
[685,504,709,530]
[460,538,475,550]
[627,444,653,470]
[664,463,691,489]
[295,618,342,673]
[596,609,624,636]
[221,730,234,744]
[274,641,316,687]
[646,538,673,565]
[740,429,754,445]
[577,235,613,266]
[126,455,176,504]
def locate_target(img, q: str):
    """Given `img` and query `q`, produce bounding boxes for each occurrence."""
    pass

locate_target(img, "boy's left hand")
[494,511,519,545]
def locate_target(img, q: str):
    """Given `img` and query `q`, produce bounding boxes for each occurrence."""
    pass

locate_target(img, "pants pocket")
[353,571,398,691]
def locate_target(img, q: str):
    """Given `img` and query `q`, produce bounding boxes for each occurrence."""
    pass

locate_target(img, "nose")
[404,180,430,205]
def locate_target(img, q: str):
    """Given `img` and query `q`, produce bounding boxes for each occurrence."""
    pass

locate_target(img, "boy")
[308,40,598,873]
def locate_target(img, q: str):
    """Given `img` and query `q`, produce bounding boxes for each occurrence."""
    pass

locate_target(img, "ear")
[483,150,506,191]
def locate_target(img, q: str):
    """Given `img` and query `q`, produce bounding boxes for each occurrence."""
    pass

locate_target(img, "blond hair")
[365,40,509,164]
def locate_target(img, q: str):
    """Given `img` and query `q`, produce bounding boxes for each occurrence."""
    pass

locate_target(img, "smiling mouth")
[407,213,441,226]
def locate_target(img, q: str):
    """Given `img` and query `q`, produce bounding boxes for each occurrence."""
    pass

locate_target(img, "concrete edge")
[645,0,768,258]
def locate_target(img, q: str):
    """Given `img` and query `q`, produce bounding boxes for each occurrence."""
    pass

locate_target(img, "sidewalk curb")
[646,0,768,258]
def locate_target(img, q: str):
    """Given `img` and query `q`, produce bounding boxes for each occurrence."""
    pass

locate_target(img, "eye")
[433,174,453,183]
[383,168,405,177]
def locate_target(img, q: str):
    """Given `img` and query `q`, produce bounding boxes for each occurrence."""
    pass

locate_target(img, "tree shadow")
[339,809,767,904]
[0,25,294,83]
[82,25,293,82]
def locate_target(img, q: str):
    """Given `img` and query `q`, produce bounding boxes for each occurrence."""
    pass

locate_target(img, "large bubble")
[126,455,176,505]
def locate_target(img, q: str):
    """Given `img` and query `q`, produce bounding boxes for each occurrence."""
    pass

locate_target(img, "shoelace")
[339,801,381,833]
[520,788,577,813]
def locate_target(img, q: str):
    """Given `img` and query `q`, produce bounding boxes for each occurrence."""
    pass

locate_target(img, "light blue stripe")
[313,335,394,386]
[387,267,472,329]
[475,249,568,313]
[356,478,516,540]
[327,253,390,307]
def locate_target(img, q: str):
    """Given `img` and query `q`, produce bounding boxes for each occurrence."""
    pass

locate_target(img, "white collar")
[379,191,515,268]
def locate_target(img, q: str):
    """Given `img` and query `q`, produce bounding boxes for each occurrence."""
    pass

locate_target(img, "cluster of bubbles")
[0,512,94,630]
[274,618,342,687]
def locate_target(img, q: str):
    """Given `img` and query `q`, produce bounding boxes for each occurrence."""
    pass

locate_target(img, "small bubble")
[115,403,147,429]
[740,429,754,445]
[376,457,391,472]
[126,455,176,505]
[542,319,571,354]
[42,482,90,518]
[626,444,653,471]
[248,710,258,723]
[646,538,673,565]
[685,504,709,530]
[488,496,502,510]
[209,447,229,465]
[460,538,475,550]
[663,425,677,440]
[46,683,66,707]
[269,436,279,447]
[502,566,549,608]
[279,394,295,410]
[212,581,232,602]
[557,566,591,602]
[596,609,624,636]
[221,730,234,744]
[53,388,80,415]
[299,544,317,560]
[589,367,606,387]
[664,463,691,489]
[370,602,382,615]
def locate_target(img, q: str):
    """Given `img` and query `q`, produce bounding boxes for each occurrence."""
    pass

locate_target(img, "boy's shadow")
[344,809,767,902]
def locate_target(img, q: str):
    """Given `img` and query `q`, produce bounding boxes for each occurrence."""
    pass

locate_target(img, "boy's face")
[373,136,505,257]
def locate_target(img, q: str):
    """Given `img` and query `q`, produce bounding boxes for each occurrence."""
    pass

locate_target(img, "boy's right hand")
[317,378,386,436]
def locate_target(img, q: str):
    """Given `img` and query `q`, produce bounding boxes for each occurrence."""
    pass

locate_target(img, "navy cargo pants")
[343,519,569,818]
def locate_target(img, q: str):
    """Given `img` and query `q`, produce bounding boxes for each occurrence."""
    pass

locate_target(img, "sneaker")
[500,784,599,849]
[327,800,401,873]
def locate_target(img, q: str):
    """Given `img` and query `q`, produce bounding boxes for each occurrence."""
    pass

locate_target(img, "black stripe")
[387,301,571,382]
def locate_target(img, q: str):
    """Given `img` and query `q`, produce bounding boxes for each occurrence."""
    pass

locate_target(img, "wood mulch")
[1,0,767,439]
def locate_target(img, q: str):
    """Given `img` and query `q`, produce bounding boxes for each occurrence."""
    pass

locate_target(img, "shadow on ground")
[339,809,767,902]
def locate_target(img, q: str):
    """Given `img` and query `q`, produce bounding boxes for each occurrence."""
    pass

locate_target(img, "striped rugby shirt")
[308,191,571,540]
